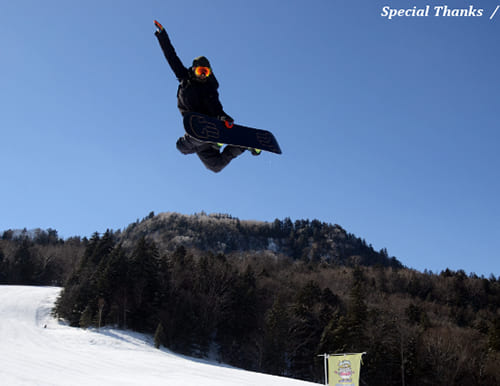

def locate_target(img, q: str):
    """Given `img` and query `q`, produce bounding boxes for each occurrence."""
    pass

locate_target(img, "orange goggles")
[194,66,211,77]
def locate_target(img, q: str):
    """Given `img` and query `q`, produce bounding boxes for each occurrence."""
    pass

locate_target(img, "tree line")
[0,228,83,285]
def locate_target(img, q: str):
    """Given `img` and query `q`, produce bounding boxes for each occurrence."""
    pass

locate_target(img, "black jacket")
[155,29,231,120]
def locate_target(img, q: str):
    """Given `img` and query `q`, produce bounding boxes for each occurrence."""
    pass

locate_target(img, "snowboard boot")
[176,134,203,155]
[250,148,261,156]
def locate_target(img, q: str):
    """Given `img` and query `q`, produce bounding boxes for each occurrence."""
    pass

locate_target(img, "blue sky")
[1,1,499,277]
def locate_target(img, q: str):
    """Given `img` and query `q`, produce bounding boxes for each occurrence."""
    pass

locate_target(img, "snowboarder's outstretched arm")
[154,21,189,81]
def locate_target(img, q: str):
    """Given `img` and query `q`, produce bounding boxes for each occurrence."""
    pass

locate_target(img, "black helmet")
[192,56,211,68]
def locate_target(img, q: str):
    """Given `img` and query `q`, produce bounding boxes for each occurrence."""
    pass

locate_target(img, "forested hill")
[2,212,500,384]
[119,212,402,268]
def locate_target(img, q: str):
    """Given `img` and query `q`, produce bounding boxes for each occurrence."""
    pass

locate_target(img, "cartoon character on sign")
[335,359,354,383]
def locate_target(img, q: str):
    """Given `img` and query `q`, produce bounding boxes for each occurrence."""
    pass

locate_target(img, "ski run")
[0,286,318,386]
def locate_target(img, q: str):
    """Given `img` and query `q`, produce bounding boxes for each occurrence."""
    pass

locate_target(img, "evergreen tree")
[489,316,500,351]
[55,232,116,327]
[2,229,14,240]
[0,247,7,284]
[288,282,324,381]
[317,310,347,354]
[79,305,94,329]
[128,237,160,332]
[97,245,130,328]
[262,297,289,375]
[11,238,38,284]
[345,266,368,350]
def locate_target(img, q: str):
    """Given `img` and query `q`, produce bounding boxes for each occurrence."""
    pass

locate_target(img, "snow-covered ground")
[0,286,318,386]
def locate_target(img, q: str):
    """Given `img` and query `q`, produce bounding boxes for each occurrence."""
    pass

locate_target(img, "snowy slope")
[0,286,318,386]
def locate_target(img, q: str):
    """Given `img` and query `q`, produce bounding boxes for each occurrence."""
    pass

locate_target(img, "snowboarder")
[154,20,258,173]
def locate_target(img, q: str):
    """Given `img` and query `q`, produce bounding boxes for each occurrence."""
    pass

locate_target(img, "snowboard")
[183,112,282,154]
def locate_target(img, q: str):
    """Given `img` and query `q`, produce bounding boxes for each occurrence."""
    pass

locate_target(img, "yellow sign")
[328,353,363,386]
